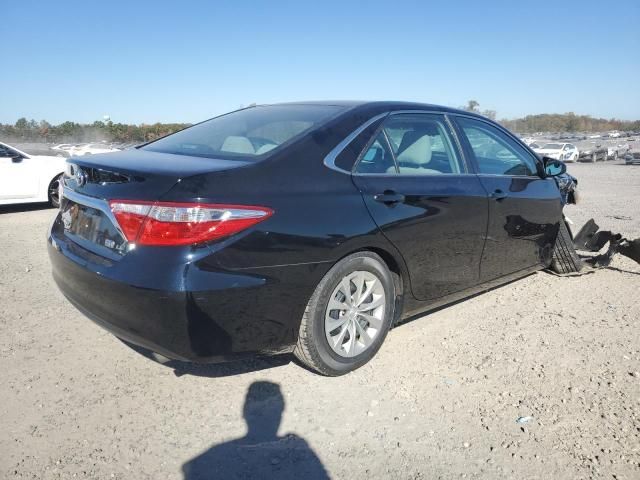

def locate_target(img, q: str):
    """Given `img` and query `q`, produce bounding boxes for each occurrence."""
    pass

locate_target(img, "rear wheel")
[294,252,395,376]
[48,174,62,208]
[550,220,582,274]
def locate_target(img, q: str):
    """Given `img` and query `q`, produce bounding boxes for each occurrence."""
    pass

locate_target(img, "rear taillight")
[109,200,273,246]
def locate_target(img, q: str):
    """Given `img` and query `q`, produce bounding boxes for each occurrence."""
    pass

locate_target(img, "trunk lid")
[57,149,252,257]
[65,149,251,199]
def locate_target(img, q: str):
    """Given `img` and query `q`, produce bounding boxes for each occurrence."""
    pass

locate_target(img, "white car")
[0,142,66,207]
[51,143,75,152]
[533,143,579,162]
[69,143,120,156]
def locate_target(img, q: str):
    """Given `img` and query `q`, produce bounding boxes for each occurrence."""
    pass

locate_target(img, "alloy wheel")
[324,270,385,358]
[49,176,61,207]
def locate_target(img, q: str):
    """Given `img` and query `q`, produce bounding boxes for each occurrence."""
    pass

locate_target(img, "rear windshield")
[142,104,344,159]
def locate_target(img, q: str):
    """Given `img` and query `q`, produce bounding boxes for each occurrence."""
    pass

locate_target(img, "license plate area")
[60,196,128,256]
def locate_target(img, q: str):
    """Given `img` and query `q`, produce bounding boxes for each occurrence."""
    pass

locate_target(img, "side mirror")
[10,152,24,163]
[543,157,566,177]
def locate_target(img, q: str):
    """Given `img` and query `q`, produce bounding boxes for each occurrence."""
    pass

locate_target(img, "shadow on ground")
[182,381,330,479]
[120,339,292,378]
[0,202,53,214]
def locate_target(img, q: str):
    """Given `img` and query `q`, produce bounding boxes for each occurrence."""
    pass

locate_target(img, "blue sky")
[2,0,639,124]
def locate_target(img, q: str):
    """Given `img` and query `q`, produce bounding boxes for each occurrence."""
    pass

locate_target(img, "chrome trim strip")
[323,112,389,174]
[62,186,127,239]
[475,174,539,179]
[350,172,475,178]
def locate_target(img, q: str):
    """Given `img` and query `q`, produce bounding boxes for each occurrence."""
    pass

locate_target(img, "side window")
[456,117,538,176]
[334,117,385,171]
[0,144,19,158]
[354,132,395,174]
[383,115,462,175]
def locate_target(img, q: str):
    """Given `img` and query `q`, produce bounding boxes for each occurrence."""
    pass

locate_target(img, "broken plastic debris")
[516,416,533,424]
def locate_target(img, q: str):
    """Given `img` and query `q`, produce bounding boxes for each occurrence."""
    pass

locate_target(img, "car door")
[352,112,489,301]
[0,145,39,200]
[452,115,562,281]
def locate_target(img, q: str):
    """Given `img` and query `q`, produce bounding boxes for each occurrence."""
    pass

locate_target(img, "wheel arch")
[333,244,410,326]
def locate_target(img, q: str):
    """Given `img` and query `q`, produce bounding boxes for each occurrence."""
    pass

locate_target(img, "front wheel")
[294,252,395,376]
[48,174,62,208]
[550,220,582,274]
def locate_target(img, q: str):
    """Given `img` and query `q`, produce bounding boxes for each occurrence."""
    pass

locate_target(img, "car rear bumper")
[48,224,325,363]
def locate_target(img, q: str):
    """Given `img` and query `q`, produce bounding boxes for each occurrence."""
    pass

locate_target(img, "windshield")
[142,104,344,159]
[542,143,563,149]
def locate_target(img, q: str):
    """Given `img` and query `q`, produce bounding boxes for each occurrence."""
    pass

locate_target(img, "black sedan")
[48,101,567,375]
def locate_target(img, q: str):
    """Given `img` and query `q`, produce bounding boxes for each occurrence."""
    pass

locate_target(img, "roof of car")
[267,100,482,118]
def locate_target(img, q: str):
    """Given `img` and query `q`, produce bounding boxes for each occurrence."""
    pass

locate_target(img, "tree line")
[461,100,640,134]
[2,103,639,144]
[0,118,190,144]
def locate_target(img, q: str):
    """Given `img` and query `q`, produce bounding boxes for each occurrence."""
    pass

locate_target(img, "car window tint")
[0,145,9,157]
[383,115,462,175]
[354,132,396,174]
[457,117,537,176]
[143,104,344,160]
[334,118,385,171]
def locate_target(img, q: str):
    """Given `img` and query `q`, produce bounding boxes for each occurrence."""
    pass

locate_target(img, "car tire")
[294,251,395,376]
[48,174,62,208]
[550,220,582,274]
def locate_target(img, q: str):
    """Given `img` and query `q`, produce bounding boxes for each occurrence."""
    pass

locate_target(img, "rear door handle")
[373,191,405,205]
[490,189,508,201]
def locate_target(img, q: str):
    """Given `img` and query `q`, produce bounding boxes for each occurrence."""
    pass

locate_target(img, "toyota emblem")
[75,168,87,187]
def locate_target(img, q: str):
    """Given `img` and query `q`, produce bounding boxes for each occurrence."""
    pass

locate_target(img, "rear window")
[142,105,344,159]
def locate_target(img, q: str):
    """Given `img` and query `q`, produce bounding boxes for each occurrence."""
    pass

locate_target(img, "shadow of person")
[182,381,330,480]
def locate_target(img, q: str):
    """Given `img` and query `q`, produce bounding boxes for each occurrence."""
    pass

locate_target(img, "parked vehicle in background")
[69,143,121,156]
[52,143,75,152]
[607,143,629,160]
[625,148,640,165]
[533,143,579,162]
[48,101,571,375]
[578,144,608,162]
[0,141,65,207]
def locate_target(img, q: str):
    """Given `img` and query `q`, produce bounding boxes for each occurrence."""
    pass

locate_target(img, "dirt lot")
[1,161,639,479]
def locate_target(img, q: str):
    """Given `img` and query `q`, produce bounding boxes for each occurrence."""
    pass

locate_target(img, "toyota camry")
[48,101,568,375]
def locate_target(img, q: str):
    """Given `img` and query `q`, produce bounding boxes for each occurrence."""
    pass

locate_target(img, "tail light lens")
[109,200,273,246]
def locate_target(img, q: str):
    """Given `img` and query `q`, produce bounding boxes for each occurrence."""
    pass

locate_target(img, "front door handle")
[373,190,405,205]
[490,189,508,201]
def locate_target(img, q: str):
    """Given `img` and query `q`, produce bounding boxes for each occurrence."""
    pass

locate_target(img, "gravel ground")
[1,161,639,480]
